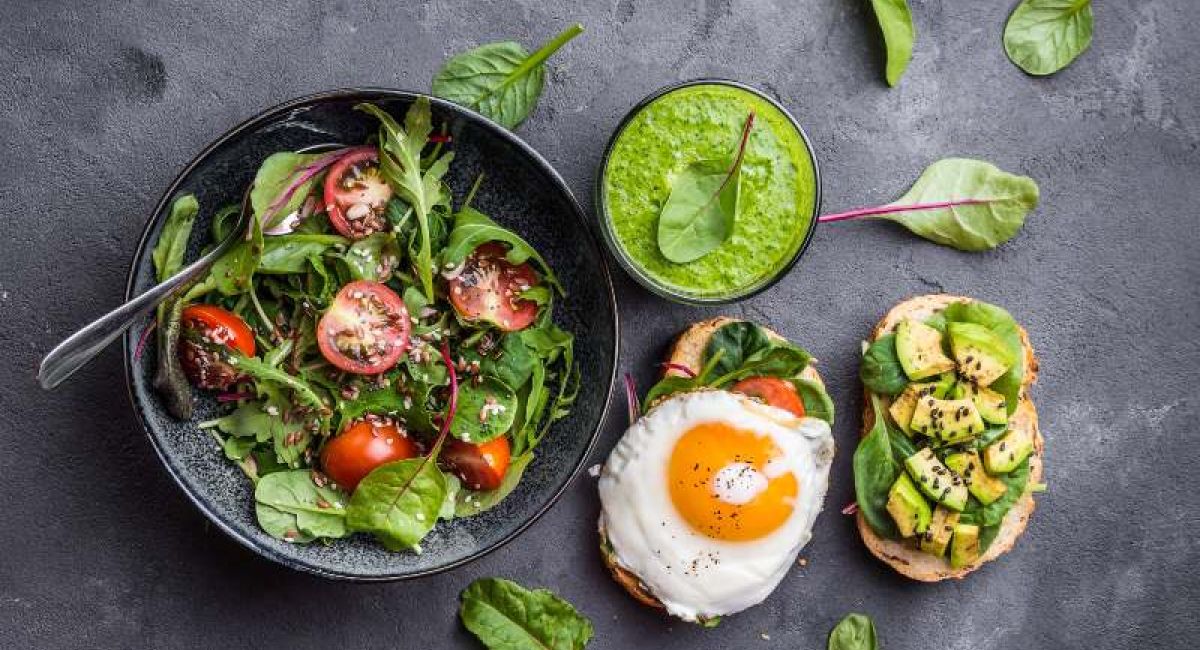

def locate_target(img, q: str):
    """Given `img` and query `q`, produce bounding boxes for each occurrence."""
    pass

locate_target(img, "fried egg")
[598,389,834,621]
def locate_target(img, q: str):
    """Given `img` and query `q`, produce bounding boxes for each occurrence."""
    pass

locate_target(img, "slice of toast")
[600,317,826,611]
[856,294,1042,581]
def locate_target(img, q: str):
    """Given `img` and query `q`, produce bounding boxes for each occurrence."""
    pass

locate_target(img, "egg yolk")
[668,421,798,541]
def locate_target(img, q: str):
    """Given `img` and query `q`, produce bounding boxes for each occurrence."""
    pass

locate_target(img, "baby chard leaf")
[254,470,348,543]
[820,158,1039,251]
[345,457,448,551]
[459,577,593,650]
[433,24,584,129]
[656,111,755,264]
[828,613,879,650]
[869,0,915,87]
[1004,0,1093,76]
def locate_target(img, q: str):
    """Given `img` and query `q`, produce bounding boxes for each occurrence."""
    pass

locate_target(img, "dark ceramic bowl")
[595,78,822,305]
[122,89,618,580]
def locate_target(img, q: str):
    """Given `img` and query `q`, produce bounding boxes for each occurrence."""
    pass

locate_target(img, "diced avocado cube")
[919,505,960,557]
[904,448,968,512]
[950,523,981,568]
[984,426,1035,474]
[887,473,932,537]
[948,322,1014,387]
[896,319,956,381]
[908,397,986,444]
[954,381,1008,425]
[946,450,1008,505]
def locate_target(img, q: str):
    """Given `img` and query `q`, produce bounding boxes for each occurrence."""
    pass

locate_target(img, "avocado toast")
[600,317,835,618]
[854,295,1042,580]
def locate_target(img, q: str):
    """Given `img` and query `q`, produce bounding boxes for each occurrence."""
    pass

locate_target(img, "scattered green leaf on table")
[829,613,879,650]
[460,577,593,650]
[254,470,348,542]
[656,111,755,264]
[345,457,448,551]
[869,0,915,86]
[1004,0,1093,76]
[433,24,585,129]
[883,158,1039,251]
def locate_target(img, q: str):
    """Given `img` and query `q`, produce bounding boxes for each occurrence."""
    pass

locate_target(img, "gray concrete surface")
[3,1,1198,648]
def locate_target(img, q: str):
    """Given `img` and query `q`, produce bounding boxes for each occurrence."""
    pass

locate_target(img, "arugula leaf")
[656,111,754,264]
[450,377,518,443]
[455,451,534,517]
[443,206,563,293]
[869,0,915,86]
[357,99,453,301]
[432,24,585,129]
[459,577,593,650]
[249,152,321,228]
[853,395,901,538]
[1004,0,1093,76]
[152,194,198,283]
[254,470,348,542]
[345,457,448,551]
[225,350,327,416]
[860,334,908,395]
[828,613,879,650]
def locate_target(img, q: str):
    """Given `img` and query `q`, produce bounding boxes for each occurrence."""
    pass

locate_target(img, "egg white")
[598,390,835,621]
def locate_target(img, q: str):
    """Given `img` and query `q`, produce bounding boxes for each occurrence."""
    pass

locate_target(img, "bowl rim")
[121,87,620,581]
[594,78,823,305]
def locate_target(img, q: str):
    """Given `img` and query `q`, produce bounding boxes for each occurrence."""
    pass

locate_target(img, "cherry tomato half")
[442,436,511,491]
[316,281,411,375]
[731,376,806,418]
[324,147,393,240]
[178,305,256,390]
[447,243,540,332]
[321,418,420,491]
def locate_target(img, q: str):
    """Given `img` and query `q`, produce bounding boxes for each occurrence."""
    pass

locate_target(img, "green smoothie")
[601,83,817,300]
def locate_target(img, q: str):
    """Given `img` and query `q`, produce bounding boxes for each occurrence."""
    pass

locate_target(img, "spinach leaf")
[450,377,518,443]
[254,470,348,542]
[338,386,408,426]
[358,99,453,300]
[152,194,198,283]
[853,395,901,538]
[432,24,584,130]
[1004,0,1093,76]
[704,321,772,377]
[455,451,534,517]
[869,0,915,87]
[257,234,346,274]
[703,321,812,386]
[222,436,258,462]
[459,577,593,650]
[474,334,536,391]
[942,300,1025,414]
[965,457,1030,528]
[345,457,448,551]
[343,232,400,281]
[860,334,908,395]
[884,158,1040,251]
[828,613,879,650]
[249,152,321,229]
[205,399,275,443]
[443,206,562,293]
[794,377,836,425]
[656,111,753,264]
[642,375,702,410]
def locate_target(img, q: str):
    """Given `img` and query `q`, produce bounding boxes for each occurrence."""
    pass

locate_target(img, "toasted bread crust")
[601,317,826,611]
[856,294,1043,581]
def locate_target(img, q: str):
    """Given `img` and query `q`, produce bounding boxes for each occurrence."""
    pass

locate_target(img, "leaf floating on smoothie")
[655,111,755,264]
[432,24,584,129]
[869,0,915,86]
[1004,0,1093,76]
[819,158,1039,251]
